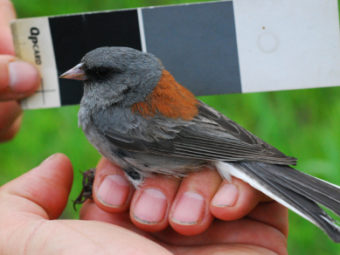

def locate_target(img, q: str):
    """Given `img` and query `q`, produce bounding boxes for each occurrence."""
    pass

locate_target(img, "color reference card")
[11,0,340,109]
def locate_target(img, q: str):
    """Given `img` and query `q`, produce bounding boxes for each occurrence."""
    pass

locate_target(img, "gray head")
[60,47,163,108]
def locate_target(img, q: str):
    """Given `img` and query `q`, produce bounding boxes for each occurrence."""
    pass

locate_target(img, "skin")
[0,154,288,255]
[0,0,40,141]
[0,1,288,254]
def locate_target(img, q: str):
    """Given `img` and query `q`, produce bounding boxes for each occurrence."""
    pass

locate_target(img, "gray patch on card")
[142,1,241,96]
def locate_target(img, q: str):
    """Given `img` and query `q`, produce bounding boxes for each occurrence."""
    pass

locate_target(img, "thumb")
[0,153,73,219]
[0,55,40,101]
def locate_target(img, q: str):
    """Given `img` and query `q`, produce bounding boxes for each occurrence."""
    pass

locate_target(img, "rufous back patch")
[132,69,198,120]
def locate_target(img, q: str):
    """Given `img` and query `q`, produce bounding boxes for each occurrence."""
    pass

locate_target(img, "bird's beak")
[59,63,87,80]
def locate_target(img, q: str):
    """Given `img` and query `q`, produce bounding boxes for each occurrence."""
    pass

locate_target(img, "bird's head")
[60,47,163,108]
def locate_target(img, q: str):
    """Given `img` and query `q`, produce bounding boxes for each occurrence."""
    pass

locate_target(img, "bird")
[60,46,340,242]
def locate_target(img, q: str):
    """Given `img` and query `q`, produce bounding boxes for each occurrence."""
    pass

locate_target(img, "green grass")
[1,0,340,253]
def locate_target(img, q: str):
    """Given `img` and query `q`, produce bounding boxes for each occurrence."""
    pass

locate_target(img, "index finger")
[0,0,16,55]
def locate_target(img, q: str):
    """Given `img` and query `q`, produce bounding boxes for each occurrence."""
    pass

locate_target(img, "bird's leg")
[73,168,96,210]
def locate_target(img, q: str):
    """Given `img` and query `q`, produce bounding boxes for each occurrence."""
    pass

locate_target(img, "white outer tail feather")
[215,161,319,227]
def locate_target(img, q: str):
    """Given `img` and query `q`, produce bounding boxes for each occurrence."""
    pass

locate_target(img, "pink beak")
[60,63,87,80]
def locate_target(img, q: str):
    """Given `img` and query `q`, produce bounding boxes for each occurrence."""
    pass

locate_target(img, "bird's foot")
[73,168,96,210]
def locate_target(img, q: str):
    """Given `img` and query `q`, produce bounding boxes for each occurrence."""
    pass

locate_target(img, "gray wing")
[92,101,296,165]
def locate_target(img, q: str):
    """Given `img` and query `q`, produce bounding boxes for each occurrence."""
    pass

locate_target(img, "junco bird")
[61,46,340,242]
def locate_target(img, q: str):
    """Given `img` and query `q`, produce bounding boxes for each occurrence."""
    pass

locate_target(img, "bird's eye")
[93,67,111,78]
[86,66,112,80]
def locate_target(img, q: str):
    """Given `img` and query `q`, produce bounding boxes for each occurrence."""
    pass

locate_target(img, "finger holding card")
[0,0,40,141]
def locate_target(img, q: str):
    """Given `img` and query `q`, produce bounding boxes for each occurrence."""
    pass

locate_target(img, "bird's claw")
[73,168,96,210]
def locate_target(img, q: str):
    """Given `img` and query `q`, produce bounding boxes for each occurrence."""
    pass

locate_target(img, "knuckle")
[0,60,10,91]
[0,129,17,142]
[0,102,21,135]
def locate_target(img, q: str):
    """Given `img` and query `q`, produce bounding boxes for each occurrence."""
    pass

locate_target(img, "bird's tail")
[215,161,340,243]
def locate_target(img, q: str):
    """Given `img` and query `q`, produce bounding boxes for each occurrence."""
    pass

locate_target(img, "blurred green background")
[1,0,340,254]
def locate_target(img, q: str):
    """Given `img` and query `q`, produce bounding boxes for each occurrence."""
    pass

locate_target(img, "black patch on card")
[49,10,141,105]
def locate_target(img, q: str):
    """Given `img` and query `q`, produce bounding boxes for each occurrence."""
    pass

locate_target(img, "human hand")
[0,0,40,141]
[82,158,289,254]
[0,154,287,254]
[0,154,171,254]
[0,154,287,255]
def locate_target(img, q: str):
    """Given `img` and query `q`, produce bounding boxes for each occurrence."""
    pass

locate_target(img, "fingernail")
[96,175,130,208]
[133,188,167,224]
[212,183,238,207]
[8,61,39,93]
[172,192,205,225]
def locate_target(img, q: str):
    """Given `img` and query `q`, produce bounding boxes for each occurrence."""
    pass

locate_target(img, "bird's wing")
[171,101,297,164]
[92,101,296,165]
